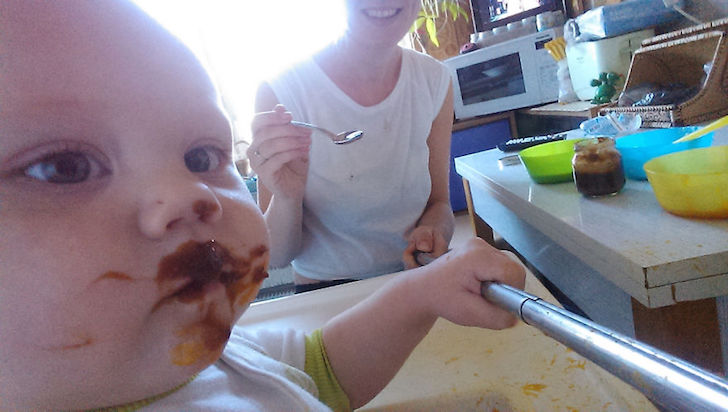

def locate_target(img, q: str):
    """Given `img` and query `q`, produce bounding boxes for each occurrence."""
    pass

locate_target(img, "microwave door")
[458,53,526,106]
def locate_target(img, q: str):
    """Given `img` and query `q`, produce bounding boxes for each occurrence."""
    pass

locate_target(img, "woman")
[249,0,455,292]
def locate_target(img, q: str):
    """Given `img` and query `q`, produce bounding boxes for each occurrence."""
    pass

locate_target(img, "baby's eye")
[24,151,109,184]
[184,145,225,173]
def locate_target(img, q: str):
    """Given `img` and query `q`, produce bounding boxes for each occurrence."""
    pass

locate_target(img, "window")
[133,0,346,159]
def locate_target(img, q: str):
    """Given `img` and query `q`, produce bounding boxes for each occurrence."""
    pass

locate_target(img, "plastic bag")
[574,0,684,41]
[557,59,579,104]
[580,112,642,137]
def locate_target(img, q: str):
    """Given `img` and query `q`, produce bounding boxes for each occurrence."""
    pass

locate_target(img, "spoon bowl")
[291,121,364,144]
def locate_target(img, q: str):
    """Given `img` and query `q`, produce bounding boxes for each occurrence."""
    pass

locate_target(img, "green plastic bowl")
[518,139,584,184]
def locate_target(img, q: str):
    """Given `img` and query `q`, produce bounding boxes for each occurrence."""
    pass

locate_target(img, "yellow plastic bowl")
[643,146,728,218]
[518,139,583,184]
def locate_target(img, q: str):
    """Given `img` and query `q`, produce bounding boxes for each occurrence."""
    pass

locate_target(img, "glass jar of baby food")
[572,137,625,197]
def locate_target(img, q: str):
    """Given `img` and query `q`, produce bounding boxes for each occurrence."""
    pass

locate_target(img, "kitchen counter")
[454,127,728,374]
[238,269,658,411]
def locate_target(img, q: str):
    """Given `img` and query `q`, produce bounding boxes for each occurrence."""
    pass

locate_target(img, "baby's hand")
[413,237,526,330]
[248,105,312,200]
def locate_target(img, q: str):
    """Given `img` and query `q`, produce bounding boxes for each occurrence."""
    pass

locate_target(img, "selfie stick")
[414,252,728,412]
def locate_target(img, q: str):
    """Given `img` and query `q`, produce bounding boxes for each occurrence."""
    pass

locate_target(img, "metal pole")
[481,281,728,412]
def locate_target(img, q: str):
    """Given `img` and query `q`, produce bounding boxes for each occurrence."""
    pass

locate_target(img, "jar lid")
[574,137,615,150]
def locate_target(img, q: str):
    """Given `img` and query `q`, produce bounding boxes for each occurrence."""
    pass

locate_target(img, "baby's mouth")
[154,240,268,311]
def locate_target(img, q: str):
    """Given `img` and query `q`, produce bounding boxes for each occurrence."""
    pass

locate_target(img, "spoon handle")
[290,121,336,139]
[672,114,728,143]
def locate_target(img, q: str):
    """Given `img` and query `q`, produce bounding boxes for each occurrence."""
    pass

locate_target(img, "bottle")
[572,137,625,197]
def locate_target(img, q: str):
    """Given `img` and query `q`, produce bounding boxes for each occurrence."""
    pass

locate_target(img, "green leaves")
[426,17,439,47]
[410,0,469,49]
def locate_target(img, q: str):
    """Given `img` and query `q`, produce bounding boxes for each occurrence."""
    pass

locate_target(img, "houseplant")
[411,0,469,49]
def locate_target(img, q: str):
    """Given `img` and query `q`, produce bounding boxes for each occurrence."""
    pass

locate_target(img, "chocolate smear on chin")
[170,308,232,366]
[154,240,269,366]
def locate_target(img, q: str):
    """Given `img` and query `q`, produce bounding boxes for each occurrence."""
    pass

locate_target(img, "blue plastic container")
[615,127,714,180]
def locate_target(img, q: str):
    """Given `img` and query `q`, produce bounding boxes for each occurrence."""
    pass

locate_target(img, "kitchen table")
[454,127,728,374]
[238,268,658,411]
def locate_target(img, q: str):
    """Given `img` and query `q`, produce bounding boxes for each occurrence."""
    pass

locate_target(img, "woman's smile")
[362,7,401,19]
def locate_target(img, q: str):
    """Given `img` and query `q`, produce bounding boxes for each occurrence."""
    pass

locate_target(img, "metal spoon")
[290,121,363,144]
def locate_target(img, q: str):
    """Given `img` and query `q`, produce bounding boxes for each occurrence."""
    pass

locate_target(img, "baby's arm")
[321,237,526,408]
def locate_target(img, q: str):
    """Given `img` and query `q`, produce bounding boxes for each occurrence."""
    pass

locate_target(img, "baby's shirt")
[141,327,348,411]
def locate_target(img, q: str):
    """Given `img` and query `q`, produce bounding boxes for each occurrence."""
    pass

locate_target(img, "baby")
[0,1,525,410]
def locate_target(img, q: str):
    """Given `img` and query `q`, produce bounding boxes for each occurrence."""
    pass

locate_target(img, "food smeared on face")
[155,240,269,365]
[56,336,95,351]
[155,240,268,310]
[170,308,232,366]
[44,335,95,352]
[92,271,135,284]
[192,200,219,222]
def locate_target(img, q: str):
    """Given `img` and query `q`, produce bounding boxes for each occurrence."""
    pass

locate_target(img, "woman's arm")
[403,84,455,268]
[322,238,526,408]
[249,84,310,267]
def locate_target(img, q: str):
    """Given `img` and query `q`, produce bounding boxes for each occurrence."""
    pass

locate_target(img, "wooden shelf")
[519,101,609,118]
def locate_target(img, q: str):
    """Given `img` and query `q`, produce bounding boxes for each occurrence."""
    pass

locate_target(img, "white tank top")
[268,48,451,280]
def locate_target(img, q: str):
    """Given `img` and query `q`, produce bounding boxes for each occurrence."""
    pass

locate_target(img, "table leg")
[462,178,494,245]
[631,297,724,375]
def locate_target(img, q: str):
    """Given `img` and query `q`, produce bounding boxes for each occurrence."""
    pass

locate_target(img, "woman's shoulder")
[403,47,448,71]
[401,48,450,96]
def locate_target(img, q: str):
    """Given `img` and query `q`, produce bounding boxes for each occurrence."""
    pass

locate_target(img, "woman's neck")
[314,36,403,107]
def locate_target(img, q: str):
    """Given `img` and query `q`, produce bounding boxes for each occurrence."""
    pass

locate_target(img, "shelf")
[520,100,609,118]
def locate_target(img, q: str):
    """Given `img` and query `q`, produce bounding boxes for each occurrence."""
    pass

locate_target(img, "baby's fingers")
[490,251,526,290]
[443,289,519,330]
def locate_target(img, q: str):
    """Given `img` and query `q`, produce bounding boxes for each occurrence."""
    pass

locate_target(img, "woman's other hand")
[402,224,449,269]
[248,104,312,201]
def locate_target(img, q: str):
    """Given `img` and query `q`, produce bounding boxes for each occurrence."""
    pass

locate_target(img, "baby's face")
[0,1,268,409]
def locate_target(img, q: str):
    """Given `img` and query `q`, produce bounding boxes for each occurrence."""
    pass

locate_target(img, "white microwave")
[445,28,560,120]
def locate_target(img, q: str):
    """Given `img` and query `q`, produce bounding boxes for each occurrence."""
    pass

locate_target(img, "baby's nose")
[138,178,223,239]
